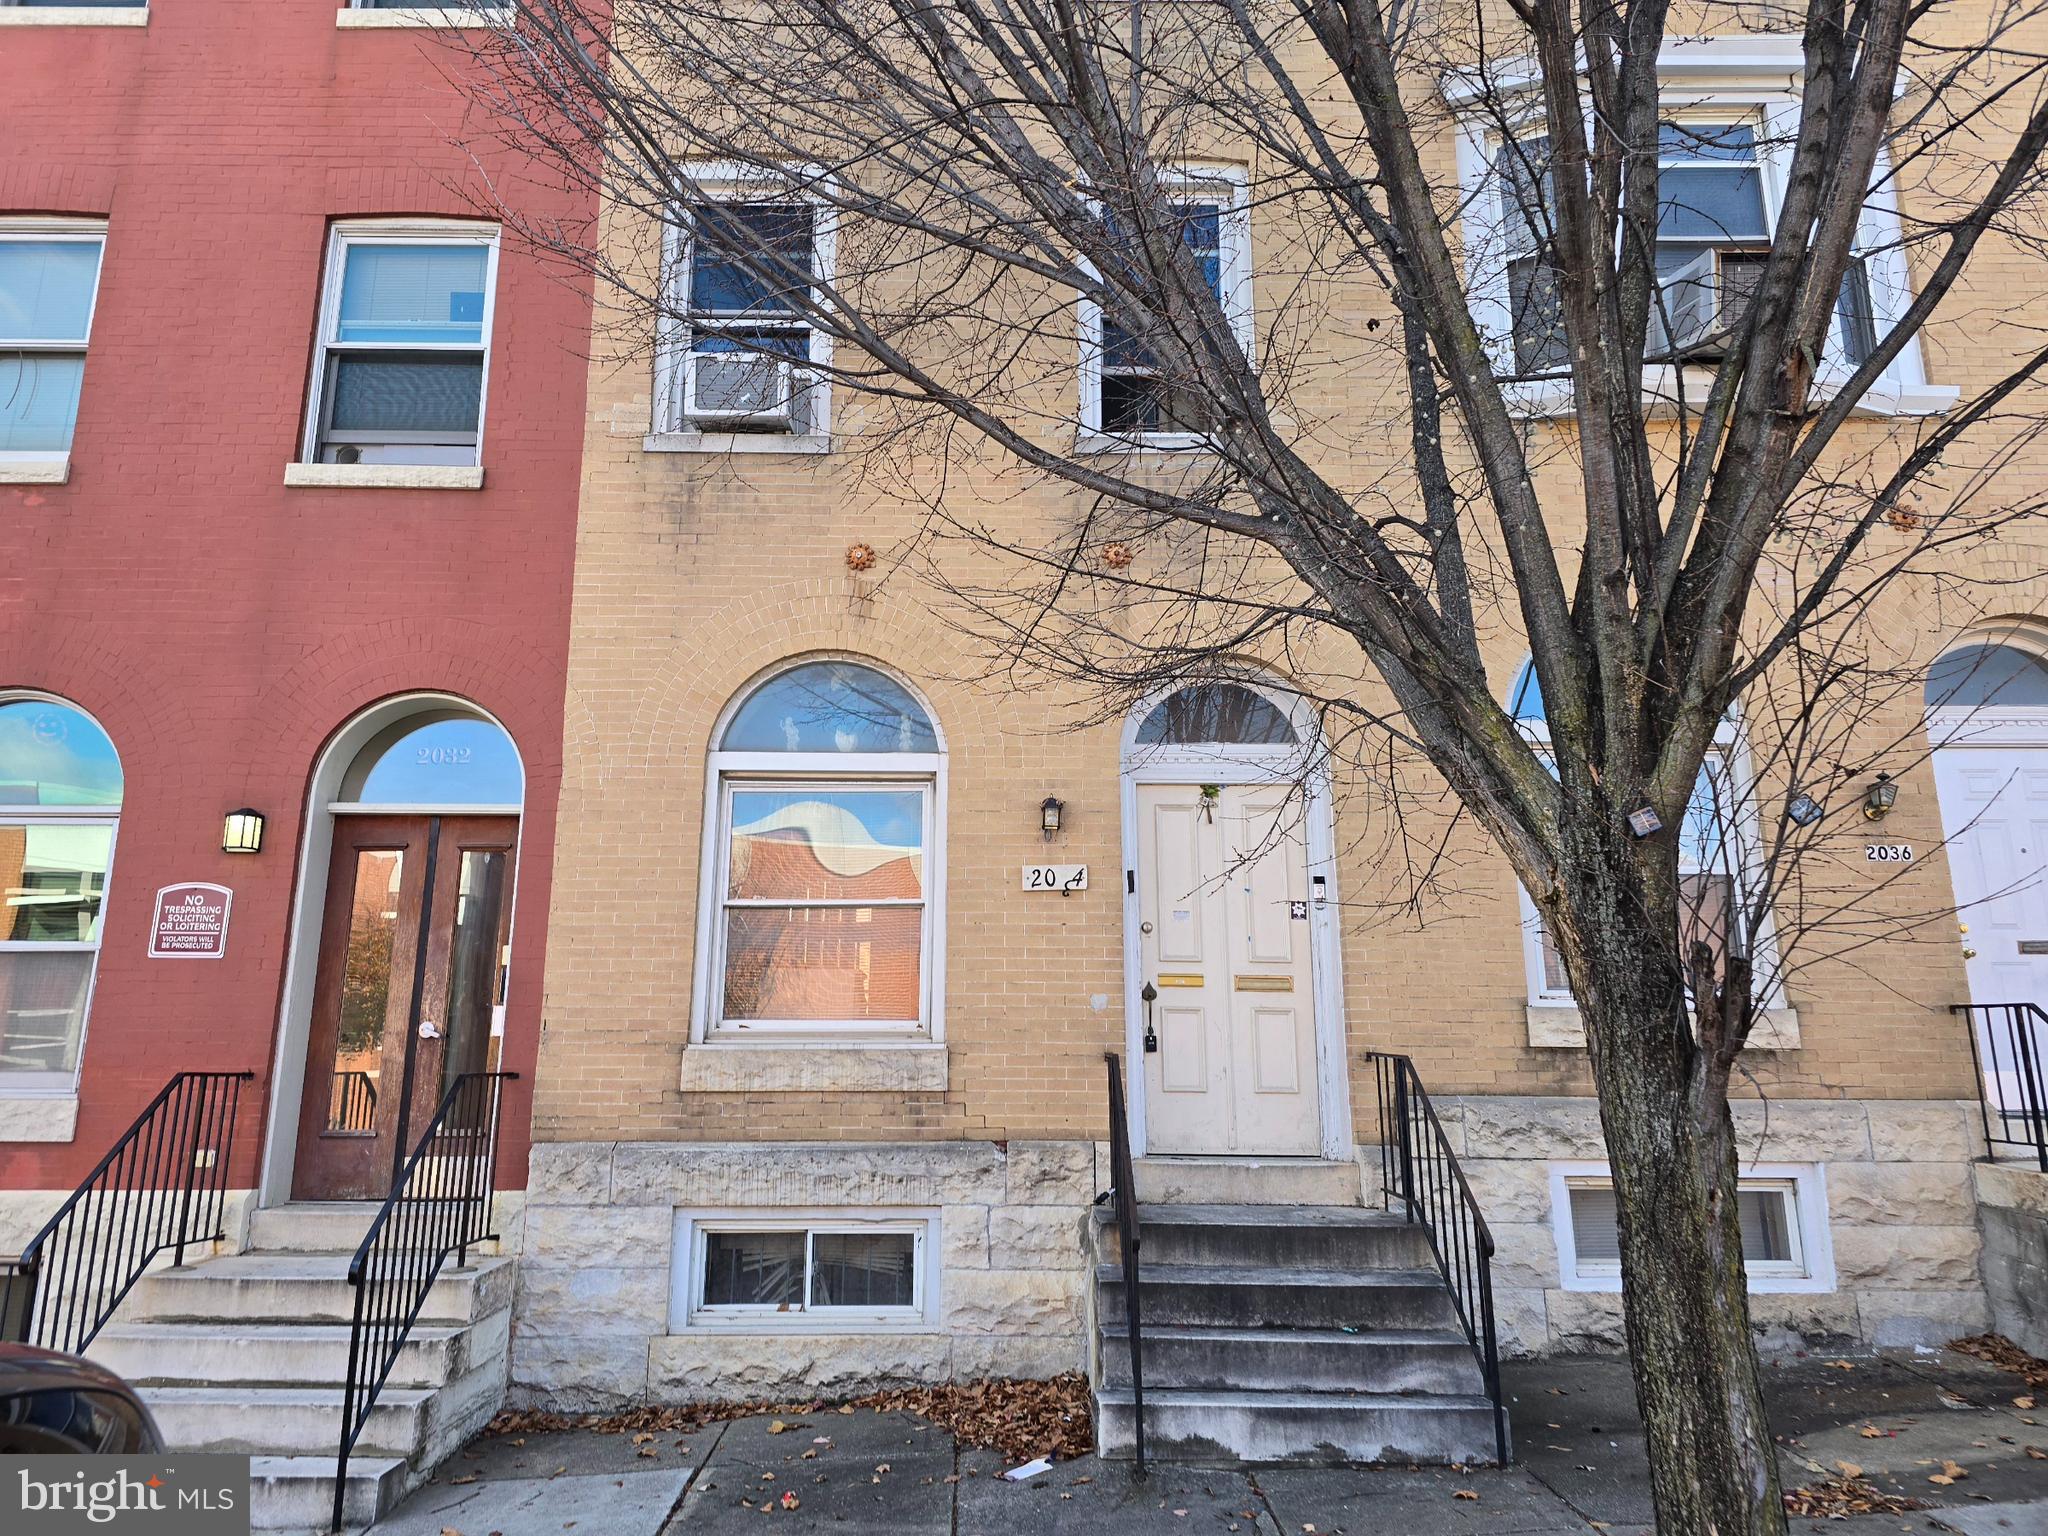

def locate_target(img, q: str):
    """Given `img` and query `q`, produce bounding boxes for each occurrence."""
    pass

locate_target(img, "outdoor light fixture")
[1862,773,1898,822]
[1787,792,1825,828]
[1040,796,1064,840]
[221,808,266,854]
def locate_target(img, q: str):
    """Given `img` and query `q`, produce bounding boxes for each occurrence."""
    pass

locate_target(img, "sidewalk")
[371,1347,2048,1535]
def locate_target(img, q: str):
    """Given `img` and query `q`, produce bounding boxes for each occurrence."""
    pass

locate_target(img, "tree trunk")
[1563,873,1787,1536]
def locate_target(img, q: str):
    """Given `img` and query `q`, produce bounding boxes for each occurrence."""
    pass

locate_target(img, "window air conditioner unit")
[684,348,795,427]
[1653,250,1767,359]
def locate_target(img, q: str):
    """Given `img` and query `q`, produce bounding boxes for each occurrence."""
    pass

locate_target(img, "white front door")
[1932,744,2048,1120]
[1135,782,1321,1155]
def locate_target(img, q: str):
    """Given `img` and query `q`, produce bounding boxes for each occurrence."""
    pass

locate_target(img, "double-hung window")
[1081,172,1251,444]
[0,223,106,464]
[663,198,827,437]
[0,696,122,1091]
[303,224,498,466]
[699,660,943,1039]
[1473,84,1918,397]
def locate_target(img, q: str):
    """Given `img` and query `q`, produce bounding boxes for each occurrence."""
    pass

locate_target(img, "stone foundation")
[507,1140,1096,1408]
[1434,1097,1990,1355]
[1974,1159,2048,1357]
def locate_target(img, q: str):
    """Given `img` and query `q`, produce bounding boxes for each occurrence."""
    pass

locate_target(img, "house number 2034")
[1865,843,1914,864]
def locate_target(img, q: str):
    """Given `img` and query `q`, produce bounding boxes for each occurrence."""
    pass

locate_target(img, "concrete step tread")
[142,1384,434,1409]
[1120,1204,1409,1228]
[1100,1324,1474,1347]
[149,1253,511,1280]
[99,1320,467,1344]
[1097,1262,1447,1287]
[249,1454,407,1480]
[1094,1386,1497,1411]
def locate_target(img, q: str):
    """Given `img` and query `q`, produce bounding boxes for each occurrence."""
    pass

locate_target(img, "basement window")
[1551,1163,1833,1293]
[672,1213,936,1330]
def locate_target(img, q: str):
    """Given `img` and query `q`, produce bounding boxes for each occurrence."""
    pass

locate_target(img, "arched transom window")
[703,660,943,1038]
[1135,682,1300,748]
[0,695,122,1086]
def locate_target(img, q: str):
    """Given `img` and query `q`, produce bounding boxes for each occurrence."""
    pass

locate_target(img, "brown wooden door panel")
[292,813,518,1200]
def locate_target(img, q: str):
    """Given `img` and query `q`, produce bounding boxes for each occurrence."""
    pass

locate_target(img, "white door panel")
[1136,783,1321,1155]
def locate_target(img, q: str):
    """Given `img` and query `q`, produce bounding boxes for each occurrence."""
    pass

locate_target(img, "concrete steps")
[1089,1203,1504,1466]
[1133,1158,1364,1207]
[92,1212,516,1533]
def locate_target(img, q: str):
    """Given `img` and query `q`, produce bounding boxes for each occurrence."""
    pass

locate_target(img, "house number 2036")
[1865,843,1914,863]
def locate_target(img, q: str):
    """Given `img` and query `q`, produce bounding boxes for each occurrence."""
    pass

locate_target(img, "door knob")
[1140,921,1154,933]
[418,1020,442,1040]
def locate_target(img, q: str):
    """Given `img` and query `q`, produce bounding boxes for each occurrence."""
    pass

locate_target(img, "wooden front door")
[1135,783,1321,1156]
[292,813,516,1200]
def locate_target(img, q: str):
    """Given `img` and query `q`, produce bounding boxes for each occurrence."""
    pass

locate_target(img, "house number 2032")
[417,745,473,766]
[1865,843,1914,864]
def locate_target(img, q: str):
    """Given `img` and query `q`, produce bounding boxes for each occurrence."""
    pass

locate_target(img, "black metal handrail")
[1954,1002,2048,1171]
[1095,1051,1146,1477]
[1364,1051,1509,1464]
[0,1071,252,1355]
[334,1070,516,1533]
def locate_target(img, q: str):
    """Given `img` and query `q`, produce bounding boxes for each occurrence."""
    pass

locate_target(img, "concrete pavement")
[371,1348,2048,1535]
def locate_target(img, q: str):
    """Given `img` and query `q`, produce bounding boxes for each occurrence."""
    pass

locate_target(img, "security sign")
[149,883,233,960]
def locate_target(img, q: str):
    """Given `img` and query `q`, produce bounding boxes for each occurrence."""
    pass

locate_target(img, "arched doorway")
[1927,634,2048,1141]
[268,698,523,1202]
[1119,680,1348,1158]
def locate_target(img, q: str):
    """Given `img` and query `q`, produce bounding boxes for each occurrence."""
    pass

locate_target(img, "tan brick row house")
[504,24,2048,1436]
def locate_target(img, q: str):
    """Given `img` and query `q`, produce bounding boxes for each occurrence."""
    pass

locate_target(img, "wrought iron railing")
[0,1071,252,1355]
[1954,1002,2048,1171]
[334,1070,515,1533]
[1364,1051,1509,1464]
[328,1070,378,1135]
[1093,1051,1146,1476]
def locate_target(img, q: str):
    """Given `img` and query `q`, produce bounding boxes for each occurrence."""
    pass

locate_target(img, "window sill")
[283,463,484,490]
[679,1041,947,1093]
[1527,1002,1801,1050]
[334,5,511,27]
[1504,369,1957,421]
[1073,430,1215,456]
[0,456,69,484]
[642,432,832,456]
[0,1092,78,1143]
[0,6,148,25]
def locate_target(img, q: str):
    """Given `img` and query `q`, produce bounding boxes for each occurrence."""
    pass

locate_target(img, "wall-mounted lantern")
[1040,796,1064,841]
[221,808,266,854]
[1787,792,1824,827]
[1862,773,1898,822]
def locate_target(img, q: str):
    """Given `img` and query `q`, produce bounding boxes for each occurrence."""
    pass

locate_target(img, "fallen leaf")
[839,1406,855,1415]
[769,1420,788,1434]
[1929,1474,1955,1486]
[2024,1446,2046,1460]
[1453,1489,1479,1500]
[1836,1461,1863,1479]
[1860,1426,1886,1438]
[875,1463,891,1474]
[1173,1510,1188,1518]
[801,1449,817,1461]
[779,1493,799,1510]
[637,1448,658,1459]
[449,1474,480,1485]
[2017,1397,2037,1410]
[1942,1460,1968,1480]
[632,1432,657,1445]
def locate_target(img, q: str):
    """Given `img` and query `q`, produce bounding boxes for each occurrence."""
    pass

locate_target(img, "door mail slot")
[1155,974,1206,987]
[2020,940,2048,955]
[1234,975,1294,992]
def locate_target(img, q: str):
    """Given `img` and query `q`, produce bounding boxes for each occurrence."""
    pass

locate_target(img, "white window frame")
[670,1208,939,1332]
[654,166,837,448]
[1550,1160,1833,1293]
[1507,659,1785,1014]
[690,657,946,1045]
[0,693,119,1094]
[298,220,501,467]
[1077,165,1253,451]
[0,219,108,466]
[1451,37,1953,417]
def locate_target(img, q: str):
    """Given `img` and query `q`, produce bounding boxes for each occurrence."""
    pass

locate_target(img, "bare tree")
[453,0,2048,1530]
